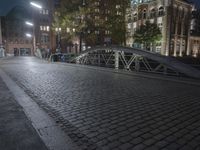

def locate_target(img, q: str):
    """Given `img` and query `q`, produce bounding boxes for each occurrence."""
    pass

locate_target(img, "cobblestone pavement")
[1,57,200,150]
[0,72,47,150]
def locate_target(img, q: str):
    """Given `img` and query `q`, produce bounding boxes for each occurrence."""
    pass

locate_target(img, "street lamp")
[30,2,42,9]
[55,27,61,53]
[26,33,32,38]
[25,21,35,56]
[29,2,42,56]
[25,21,34,26]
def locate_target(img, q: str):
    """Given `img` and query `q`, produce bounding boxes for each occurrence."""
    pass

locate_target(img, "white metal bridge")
[71,46,200,79]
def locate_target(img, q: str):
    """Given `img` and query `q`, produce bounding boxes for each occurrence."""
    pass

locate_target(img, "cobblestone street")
[1,57,200,150]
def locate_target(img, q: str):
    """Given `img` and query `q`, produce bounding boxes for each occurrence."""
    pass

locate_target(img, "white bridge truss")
[72,46,200,79]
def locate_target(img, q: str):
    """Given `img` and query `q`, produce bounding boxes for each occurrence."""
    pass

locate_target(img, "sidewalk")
[0,76,48,150]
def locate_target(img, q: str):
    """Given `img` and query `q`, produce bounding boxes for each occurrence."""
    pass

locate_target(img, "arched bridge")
[72,46,200,79]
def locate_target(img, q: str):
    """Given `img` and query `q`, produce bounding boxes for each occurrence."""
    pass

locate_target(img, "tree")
[106,0,130,45]
[53,0,87,41]
[53,0,131,47]
[133,21,162,50]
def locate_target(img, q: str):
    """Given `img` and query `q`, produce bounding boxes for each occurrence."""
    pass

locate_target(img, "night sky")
[0,0,200,16]
[0,0,27,16]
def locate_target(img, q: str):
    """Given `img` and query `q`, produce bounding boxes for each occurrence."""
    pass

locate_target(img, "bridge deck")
[1,57,200,150]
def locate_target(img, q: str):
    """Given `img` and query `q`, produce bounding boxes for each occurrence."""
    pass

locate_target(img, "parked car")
[49,53,76,63]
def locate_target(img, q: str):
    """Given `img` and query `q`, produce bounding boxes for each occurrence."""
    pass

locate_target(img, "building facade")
[189,7,200,57]
[1,0,54,57]
[4,6,33,56]
[127,0,193,57]
[34,0,54,54]
[0,17,6,57]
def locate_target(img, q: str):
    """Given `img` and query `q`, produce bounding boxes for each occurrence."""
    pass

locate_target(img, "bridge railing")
[68,46,200,79]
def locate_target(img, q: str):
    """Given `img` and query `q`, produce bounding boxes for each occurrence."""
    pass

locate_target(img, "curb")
[0,68,80,150]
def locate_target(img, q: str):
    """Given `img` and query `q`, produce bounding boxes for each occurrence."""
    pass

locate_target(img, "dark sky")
[0,0,27,16]
[0,0,49,16]
[0,0,200,16]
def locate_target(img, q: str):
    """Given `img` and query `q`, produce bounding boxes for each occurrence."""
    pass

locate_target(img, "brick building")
[127,0,194,57]
[2,0,54,56]
[189,7,200,57]
[4,6,33,56]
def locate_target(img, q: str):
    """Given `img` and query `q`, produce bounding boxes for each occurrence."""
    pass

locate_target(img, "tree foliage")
[106,0,130,45]
[53,0,131,46]
[52,0,86,41]
[133,21,162,49]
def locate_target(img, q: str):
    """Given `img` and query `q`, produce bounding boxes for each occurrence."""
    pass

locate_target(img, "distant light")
[30,2,42,9]
[55,27,62,32]
[66,28,70,33]
[193,54,197,58]
[25,21,34,26]
[26,33,32,37]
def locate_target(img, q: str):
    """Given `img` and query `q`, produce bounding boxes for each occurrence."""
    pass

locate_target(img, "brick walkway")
[0,76,47,150]
[1,57,200,150]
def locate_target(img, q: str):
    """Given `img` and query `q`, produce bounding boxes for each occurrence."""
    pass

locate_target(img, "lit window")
[105,10,110,14]
[105,30,110,35]
[66,28,70,33]
[117,11,122,15]
[116,5,120,9]
[95,1,100,6]
[128,23,132,29]
[105,17,108,21]
[47,26,50,31]
[95,9,99,13]
[95,30,100,34]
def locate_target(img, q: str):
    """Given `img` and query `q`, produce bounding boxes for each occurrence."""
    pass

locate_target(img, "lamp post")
[55,27,61,53]
[26,33,32,38]
[29,1,42,56]
[25,21,35,55]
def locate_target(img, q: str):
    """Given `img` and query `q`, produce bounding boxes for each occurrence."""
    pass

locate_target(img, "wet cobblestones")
[1,57,200,150]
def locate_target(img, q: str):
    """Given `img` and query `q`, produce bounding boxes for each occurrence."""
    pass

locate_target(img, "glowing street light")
[28,2,42,56]
[30,2,42,9]
[25,21,34,26]
[26,33,32,38]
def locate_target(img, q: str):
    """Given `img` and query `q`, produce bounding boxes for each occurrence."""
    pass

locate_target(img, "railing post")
[115,51,119,69]
[98,53,101,66]
[135,56,140,72]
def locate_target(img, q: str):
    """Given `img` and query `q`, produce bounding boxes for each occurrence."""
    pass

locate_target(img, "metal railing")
[71,46,200,79]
